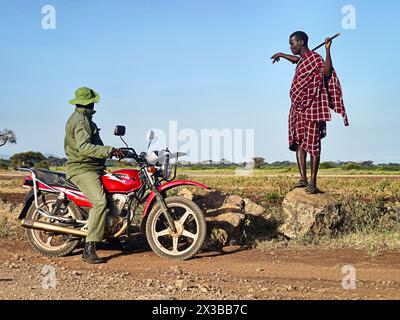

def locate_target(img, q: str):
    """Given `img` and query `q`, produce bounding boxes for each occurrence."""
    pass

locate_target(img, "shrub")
[342,162,362,170]
[0,160,9,170]
[320,162,336,169]
[35,160,50,169]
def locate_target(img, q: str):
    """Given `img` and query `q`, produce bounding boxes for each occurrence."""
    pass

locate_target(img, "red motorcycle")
[15,126,209,260]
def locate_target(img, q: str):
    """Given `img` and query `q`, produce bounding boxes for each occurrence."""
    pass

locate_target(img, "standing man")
[271,31,349,194]
[64,87,124,264]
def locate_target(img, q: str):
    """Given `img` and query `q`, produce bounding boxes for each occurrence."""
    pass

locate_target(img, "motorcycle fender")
[18,189,35,220]
[142,180,210,218]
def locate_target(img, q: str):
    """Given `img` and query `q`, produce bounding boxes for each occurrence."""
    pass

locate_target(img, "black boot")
[82,242,105,264]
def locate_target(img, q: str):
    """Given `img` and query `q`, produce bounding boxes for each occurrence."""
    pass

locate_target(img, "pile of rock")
[178,186,343,248]
[178,188,270,247]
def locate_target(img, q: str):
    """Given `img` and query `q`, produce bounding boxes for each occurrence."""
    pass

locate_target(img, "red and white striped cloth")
[288,50,349,156]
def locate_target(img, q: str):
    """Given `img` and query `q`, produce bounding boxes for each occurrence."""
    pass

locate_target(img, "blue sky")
[0,0,399,163]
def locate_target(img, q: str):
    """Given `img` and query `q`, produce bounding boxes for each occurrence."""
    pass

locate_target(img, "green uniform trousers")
[70,171,108,243]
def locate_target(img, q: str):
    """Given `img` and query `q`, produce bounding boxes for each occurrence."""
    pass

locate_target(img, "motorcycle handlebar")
[119,147,144,163]
[14,166,31,172]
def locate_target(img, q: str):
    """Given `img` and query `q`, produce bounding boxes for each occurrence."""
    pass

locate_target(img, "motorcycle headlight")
[161,155,172,179]
[146,151,159,165]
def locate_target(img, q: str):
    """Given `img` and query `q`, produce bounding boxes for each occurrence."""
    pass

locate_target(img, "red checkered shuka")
[288,50,349,156]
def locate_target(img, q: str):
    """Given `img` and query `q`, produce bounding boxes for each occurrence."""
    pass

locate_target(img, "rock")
[242,198,268,216]
[165,285,174,292]
[279,188,342,239]
[209,212,245,228]
[173,268,182,275]
[178,188,195,200]
[223,194,244,207]
[179,188,269,247]
[207,228,230,247]
[175,279,189,288]
[198,285,208,293]
[146,279,154,287]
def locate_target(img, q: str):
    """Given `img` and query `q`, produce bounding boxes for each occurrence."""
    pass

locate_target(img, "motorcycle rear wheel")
[25,193,84,258]
[146,196,206,261]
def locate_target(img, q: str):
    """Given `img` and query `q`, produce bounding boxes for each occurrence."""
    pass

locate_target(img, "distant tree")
[10,151,47,167]
[270,161,296,167]
[36,160,50,169]
[320,162,338,169]
[0,159,10,170]
[253,157,266,169]
[387,163,400,167]
[360,160,374,168]
[0,129,17,147]
[47,156,67,167]
[342,162,362,170]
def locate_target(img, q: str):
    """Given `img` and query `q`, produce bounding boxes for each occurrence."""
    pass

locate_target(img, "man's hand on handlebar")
[109,148,125,160]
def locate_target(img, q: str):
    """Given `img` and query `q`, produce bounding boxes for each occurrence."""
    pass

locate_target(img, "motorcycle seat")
[33,168,80,191]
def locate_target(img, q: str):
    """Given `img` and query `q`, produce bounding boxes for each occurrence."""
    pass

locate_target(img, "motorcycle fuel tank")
[102,169,142,193]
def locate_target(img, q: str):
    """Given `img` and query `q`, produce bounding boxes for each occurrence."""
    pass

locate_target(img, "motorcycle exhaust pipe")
[21,219,88,237]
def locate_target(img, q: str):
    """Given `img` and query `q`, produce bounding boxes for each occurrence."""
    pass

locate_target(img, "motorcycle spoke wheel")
[25,194,83,257]
[31,202,73,251]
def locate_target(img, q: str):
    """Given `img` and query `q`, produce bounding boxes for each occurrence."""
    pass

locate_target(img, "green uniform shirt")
[64,107,113,179]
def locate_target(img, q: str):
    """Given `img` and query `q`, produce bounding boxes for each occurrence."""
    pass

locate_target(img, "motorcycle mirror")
[147,130,156,150]
[114,125,126,136]
[148,130,155,141]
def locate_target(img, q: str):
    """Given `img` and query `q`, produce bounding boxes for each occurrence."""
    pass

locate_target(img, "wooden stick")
[311,33,341,51]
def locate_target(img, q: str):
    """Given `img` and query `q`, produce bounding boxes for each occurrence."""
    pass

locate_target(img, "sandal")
[293,179,309,189]
[305,182,322,194]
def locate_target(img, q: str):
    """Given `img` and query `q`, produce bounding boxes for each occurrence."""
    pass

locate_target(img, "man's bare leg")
[307,154,320,194]
[294,147,308,187]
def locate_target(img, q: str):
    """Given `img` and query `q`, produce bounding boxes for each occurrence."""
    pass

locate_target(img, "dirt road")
[1,239,399,300]
[1,173,400,300]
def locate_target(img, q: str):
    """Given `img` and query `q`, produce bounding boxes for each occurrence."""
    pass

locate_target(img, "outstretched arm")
[271,53,300,64]
[322,38,333,77]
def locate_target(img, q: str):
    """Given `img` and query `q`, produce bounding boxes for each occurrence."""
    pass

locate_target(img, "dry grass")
[0,200,24,240]
[180,172,400,208]
[0,178,25,192]
[1,169,400,252]
[179,171,400,253]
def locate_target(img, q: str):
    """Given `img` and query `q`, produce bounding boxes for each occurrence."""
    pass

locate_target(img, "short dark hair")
[290,31,309,46]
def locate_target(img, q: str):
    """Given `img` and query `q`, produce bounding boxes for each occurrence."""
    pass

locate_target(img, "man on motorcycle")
[64,87,124,264]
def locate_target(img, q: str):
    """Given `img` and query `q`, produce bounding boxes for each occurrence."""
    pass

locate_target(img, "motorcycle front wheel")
[145,196,206,260]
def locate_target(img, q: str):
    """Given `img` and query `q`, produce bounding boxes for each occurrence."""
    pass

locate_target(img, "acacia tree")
[10,151,47,167]
[253,157,266,169]
[0,129,17,147]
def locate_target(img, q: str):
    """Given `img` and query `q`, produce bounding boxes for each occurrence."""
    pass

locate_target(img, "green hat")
[69,87,100,105]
